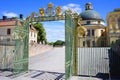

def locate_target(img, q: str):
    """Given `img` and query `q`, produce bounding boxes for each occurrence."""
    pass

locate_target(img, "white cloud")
[42,21,65,42]
[62,3,82,13]
[45,28,65,42]
[2,12,18,18]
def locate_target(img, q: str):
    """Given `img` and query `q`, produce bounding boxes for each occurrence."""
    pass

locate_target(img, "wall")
[0,45,15,69]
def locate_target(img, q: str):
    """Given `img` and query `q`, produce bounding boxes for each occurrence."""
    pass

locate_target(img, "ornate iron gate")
[13,21,29,76]
[0,20,29,77]
[65,12,78,80]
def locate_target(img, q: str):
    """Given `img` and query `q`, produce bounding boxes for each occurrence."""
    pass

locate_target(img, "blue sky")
[0,0,120,42]
[41,21,65,42]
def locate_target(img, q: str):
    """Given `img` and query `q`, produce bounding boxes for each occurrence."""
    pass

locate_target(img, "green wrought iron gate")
[0,20,29,77]
[65,12,78,80]
[13,21,29,76]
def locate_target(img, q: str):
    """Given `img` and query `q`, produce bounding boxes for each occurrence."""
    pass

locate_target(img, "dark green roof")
[80,10,103,20]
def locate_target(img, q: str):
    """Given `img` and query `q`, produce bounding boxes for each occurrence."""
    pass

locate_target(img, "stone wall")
[29,44,53,57]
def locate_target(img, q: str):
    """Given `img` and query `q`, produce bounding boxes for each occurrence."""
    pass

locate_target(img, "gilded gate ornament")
[56,6,62,16]
[39,8,45,17]
[66,9,72,14]
[31,12,35,18]
[26,3,68,21]
[30,12,38,22]
[26,16,30,22]
[78,16,88,37]
[73,12,78,18]
[46,3,54,16]
[48,2,53,8]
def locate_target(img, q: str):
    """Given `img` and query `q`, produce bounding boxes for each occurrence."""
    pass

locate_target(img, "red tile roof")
[0,20,16,27]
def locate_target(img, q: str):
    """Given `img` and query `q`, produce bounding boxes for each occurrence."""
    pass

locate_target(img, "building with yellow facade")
[78,2,106,47]
[106,8,120,46]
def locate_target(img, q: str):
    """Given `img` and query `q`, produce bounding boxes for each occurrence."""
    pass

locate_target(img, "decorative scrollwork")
[48,2,53,8]
[66,9,72,14]
[78,16,88,37]
[26,3,79,21]
[56,6,62,16]
[46,3,54,16]
[39,8,45,17]
[73,12,78,18]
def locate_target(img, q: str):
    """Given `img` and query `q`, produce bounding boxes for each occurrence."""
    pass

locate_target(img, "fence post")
[73,17,78,75]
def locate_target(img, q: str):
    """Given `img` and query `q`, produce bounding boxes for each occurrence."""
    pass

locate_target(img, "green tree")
[33,22,47,44]
[53,40,64,46]
[48,42,54,45]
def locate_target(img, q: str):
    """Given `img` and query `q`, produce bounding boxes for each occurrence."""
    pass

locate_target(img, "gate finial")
[48,2,53,8]
[56,6,62,16]
[39,8,45,17]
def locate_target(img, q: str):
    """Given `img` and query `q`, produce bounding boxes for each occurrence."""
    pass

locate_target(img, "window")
[111,18,115,22]
[83,41,85,47]
[92,41,95,47]
[118,18,120,29]
[92,29,94,36]
[87,41,90,47]
[101,30,104,36]
[87,30,90,36]
[87,21,90,24]
[7,28,11,35]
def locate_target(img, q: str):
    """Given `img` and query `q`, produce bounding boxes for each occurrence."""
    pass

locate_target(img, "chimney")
[3,16,7,20]
[20,14,23,19]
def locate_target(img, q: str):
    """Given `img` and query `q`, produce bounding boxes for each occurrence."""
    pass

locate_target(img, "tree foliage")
[48,42,54,45]
[33,22,47,44]
[53,40,65,46]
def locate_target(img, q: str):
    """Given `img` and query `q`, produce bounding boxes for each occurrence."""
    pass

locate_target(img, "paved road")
[29,47,65,73]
